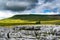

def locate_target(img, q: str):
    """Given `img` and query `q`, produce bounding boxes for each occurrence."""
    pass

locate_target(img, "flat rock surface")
[0,25,60,40]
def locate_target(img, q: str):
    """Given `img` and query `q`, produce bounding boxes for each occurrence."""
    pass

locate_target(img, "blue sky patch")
[43,9,52,13]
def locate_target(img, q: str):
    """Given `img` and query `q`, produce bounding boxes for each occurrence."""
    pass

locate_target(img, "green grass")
[0,14,60,26]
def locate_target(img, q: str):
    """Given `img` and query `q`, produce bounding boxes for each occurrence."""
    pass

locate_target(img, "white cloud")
[32,12,60,15]
[6,1,31,8]
[0,11,31,20]
[0,11,15,19]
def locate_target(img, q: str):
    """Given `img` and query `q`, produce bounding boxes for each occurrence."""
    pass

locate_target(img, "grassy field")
[0,14,60,26]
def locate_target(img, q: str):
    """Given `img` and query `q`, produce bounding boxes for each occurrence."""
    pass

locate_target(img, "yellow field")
[41,20,60,24]
[0,19,36,23]
[0,19,60,26]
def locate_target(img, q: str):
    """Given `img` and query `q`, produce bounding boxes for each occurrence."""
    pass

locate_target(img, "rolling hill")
[0,14,60,26]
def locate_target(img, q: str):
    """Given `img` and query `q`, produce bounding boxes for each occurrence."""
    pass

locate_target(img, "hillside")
[10,14,60,21]
[0,14,60,26]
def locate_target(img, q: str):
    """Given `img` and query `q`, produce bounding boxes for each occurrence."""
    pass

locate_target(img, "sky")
[0,0,60,19]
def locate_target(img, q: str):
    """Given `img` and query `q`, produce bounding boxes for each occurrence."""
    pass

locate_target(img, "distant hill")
[10,14,60,21]
[0,14,60,26]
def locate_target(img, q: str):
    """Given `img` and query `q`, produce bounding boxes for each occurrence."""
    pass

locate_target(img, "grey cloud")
[0,0,38,11]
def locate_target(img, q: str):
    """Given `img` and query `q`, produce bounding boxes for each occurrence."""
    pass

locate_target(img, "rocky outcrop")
[0,25,60,40]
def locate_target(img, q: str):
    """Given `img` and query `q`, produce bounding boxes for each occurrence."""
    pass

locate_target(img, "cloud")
[0,11,15,19]
[6,1,32,11]
[0,0,60,19]
[0,0,38,11]
[32,0,60,13]
[0,10,32,19]
[33,12,60,15]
